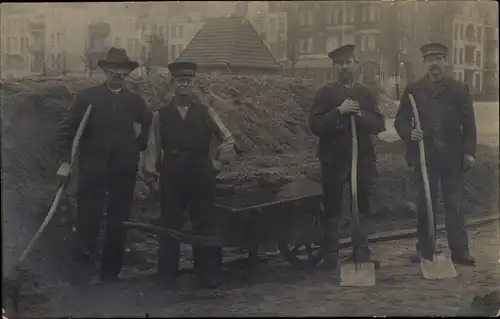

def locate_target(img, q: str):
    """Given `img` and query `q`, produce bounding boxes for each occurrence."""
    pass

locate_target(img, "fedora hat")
[98,47,139,71]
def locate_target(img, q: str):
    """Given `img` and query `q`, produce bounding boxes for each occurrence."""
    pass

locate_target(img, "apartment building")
[1,3,169,77]
[450,2,487,93]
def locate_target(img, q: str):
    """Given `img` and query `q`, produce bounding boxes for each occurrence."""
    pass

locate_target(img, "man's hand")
[410,128,423,141]
[338,98,360,115]
[463,154,475,171]
[56,162,71,186]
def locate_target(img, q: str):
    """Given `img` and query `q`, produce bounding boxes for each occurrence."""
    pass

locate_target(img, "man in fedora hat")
[395,42,477,266]
[309,44,386,270]
[56,47,152,283]
[140,61,237,289]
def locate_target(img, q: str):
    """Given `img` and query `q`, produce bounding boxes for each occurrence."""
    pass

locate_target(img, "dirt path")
[16,221,499,317]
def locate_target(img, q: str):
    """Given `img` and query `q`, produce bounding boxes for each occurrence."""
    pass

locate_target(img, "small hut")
[175,16,281,75]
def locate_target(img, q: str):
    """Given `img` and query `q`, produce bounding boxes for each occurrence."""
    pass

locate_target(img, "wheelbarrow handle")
[408,94,436,249]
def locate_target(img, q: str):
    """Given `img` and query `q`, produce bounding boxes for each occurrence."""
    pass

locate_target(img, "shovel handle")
[350,115,361,243]
[408,94,436,249]
[16,104,93,266]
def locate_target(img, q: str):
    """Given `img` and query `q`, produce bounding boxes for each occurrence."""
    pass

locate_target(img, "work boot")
[198,271,222,289]
[452,252,476,266]
[350,248,380,270]
[320,254,339,270]
[100,273,119,283]
[320,217,340,270]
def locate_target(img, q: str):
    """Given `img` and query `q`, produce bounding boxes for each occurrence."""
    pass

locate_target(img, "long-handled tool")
[5,104,93,312]
[408,94,457,280]
[340,114,376,287]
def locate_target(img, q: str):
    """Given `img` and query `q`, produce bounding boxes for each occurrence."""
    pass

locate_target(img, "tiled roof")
[175,16,281,71]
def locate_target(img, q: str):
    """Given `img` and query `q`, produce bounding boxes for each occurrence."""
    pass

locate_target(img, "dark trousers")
[157,173,220,279]
[73,165,137,277]
[320,162,373,259]
[413,162,469,258]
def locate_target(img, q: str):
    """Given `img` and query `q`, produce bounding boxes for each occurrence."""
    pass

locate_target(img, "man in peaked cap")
[56,47,152,283]
[140,61,237,289]
[309,44,386,270]
[395,42,477,266]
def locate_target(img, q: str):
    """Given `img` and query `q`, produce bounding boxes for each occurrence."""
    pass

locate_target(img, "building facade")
[1,3,169,78]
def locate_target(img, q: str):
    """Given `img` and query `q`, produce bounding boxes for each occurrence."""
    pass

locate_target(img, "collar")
[337,80,355,89]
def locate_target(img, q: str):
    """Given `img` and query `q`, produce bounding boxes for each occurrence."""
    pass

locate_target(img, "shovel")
[408,94,457,280]
[5,104,93,312]
[340,115,376,287]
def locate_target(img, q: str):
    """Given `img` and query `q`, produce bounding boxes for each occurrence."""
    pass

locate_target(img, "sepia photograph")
[1,1,499,317]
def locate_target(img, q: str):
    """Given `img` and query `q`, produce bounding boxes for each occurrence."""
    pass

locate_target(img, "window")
[454,23,458,41]
[171,26,176,37]
[362,5,368,22]
[453,48,457,64]
[127,39,133,52]
[475,73,481,90]
[269,17,276,33]
[115,37,121,47]
[343,33,354,45]
[460,24,464,40]
[279,17,285,31]
[178,43,184,55]
[306,11,313,26]
[159,26,164,37]
[349,6,355,23]
[454,71,458,79]
[51,34,55,46]
[306,38,313,53]
[326,8,332,24]
[326,36,339,53]
[57,33,61,47]
[171,44,176,59]
[298,38,306,53]
[134,39,139,53]
[299,11,305,26]
[179,25,184,37]
[477,27,482,43]
[476,51,481,66]
[367,34,376,50]
[459,48,463,64]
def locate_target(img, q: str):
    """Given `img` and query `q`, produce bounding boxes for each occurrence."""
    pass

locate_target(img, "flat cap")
[420,42,448,58]
[168,61,198,77]
[328,44,356,63]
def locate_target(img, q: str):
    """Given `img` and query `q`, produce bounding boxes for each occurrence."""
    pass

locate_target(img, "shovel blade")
[420,254,457,280]
[340,262,376,287]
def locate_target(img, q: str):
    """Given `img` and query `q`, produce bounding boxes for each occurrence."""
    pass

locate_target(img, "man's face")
[424,54,446,79]
[105,67,130,88]
[333,57,356,82]
[173,75,194,96]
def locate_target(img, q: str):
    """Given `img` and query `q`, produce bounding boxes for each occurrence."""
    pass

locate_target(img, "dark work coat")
[57,83,152,176]
[309,81,386,183]
[394,75,477,168]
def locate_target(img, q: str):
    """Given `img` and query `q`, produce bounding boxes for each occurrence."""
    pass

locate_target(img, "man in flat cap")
[394,42,477,266]
[56,48,152,283]
[140,61,237,289]
[309,44,386,269]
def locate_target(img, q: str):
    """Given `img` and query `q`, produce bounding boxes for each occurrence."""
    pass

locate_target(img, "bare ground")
[13,221,499,317]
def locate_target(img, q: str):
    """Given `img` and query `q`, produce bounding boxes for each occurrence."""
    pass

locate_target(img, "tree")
[81,39,95,76]
[285,4,300,77]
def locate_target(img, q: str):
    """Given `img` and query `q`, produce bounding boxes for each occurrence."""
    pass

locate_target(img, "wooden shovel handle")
[408,94,436,248]
[350,115,361,243]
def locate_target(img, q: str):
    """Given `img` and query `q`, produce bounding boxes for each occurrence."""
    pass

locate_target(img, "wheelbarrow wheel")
[278,242,324,270]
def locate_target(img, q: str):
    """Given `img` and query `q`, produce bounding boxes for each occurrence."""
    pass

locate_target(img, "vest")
[158,98,214,179]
